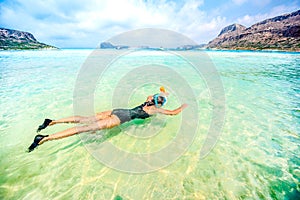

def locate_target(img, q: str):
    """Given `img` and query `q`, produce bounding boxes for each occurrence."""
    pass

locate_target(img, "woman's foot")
[37,119,53,132]
[28,135,49,152]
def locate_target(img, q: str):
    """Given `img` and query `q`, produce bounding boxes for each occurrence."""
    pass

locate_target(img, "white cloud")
[232,0,271,7]
[1,0,297,47]
[1,0,226,47]
[236,4,299,27]
[163,0,223,43]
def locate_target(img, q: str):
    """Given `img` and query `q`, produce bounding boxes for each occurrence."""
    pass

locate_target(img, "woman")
[28,87,188,152]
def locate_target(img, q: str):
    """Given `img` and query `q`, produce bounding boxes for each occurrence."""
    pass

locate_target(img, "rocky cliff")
[217,23,246,36]
[207,10,300,51]
[0,28,57,50]
[100,42,129,49]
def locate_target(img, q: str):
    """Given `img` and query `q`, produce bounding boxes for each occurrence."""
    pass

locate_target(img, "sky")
[0,0,299,48]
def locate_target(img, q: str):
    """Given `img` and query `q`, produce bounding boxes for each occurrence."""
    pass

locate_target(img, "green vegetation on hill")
[0,28,58,50]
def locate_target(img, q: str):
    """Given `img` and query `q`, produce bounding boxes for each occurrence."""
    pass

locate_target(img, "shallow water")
[0,49,299,199]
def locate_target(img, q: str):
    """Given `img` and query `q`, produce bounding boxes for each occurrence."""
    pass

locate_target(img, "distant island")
[207,9,300,51]
[99,42,205,50]
[0,28,58,50]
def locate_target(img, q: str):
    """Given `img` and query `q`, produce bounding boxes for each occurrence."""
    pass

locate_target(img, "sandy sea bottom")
[0,49,299,199]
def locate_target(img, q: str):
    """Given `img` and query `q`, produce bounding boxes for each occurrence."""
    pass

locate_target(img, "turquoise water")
[0,49,299,199]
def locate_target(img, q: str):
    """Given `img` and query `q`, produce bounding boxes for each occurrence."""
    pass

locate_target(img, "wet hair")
[142,94,167,108]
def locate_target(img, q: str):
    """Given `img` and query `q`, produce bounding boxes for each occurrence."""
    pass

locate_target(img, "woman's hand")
[181,104,188,110]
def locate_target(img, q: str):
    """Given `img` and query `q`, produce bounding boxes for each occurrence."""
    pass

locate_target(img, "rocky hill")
[100,42,129,49]
[217,23,246,36]
[207,10,300,51]
[99,42,206,50]
[0,28,57,50]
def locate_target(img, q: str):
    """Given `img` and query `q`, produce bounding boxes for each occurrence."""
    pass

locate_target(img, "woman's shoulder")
[143,105,160,115]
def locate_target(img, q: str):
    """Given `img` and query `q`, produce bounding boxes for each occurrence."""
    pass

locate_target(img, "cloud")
[1,0,226,47]
[0,0,298,47]
[236,4,299,27]
[232,0,271,7]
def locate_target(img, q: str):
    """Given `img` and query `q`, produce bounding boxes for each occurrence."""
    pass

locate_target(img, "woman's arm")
[156,104,188,115]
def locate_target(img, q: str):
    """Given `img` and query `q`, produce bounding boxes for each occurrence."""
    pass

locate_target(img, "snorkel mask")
[153,86,168,108]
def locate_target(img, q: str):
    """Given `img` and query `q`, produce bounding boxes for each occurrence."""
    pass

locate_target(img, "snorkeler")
[28,87,188,152]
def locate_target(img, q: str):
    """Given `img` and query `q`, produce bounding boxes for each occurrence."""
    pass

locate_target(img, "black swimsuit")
[112,102,151,124]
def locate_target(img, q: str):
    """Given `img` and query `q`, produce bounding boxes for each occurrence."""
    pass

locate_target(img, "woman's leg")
[39,115,121,145]
[95,111,113,120]
[50,111,112,125]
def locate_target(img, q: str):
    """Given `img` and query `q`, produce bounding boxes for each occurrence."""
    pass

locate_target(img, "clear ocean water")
[0,49,299,200]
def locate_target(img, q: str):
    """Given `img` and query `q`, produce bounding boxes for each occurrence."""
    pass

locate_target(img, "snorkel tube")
[160,86,166,93]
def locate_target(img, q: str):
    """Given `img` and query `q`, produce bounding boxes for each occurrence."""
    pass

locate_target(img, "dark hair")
[143,94,167,107]
[156,96,163,104]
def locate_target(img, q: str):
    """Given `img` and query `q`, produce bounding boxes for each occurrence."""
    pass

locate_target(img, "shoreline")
[205,47,300,53]
[1,47,300,54]
[204,48,300,54]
